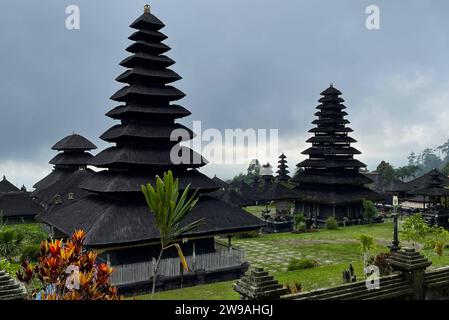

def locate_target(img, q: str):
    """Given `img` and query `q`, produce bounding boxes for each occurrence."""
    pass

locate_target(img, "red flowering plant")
[16,230,121,300]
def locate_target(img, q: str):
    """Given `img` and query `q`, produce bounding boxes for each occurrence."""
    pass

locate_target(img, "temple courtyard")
[128,219,449,300]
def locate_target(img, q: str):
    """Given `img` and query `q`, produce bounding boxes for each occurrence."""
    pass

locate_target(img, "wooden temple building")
[32,133,97,210]
[0,175,42,224]
[293,85,382,225]
[407,169,449,227]
[39,6,263,292]
[257,161,297,233]
[364,172,411,204]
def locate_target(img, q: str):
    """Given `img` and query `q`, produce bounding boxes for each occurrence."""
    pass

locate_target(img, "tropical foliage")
[16,230,120,300]
[325,216,338,230]
[141,170,203,297]
[362,199,378,224]
[401,214,430,248]
[0,228,25,260]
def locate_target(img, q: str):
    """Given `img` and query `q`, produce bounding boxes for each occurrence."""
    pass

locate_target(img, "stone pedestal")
[233,267,288,300]
[0,270,27,300]
[387,248,431,300]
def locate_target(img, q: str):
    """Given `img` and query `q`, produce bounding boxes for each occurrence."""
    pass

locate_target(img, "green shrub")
[325,216,338,230]
[294,221,306,233]
[0,258,15,275]
[235,231,260,239]
[294,213,305,226]
[362,199,378,224]
[0,228,25,260]
[287,258,317,271]
[20,244,41,262]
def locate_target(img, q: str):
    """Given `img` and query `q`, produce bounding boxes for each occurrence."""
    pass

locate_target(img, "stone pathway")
[234,238,364,273]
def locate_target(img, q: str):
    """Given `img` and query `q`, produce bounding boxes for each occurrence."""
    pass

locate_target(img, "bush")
[285,281,302,294]
[325,216,338,230]
[0,228,25,260]
[294,213,305,226]
[362,199,378,224]
[17,230,121,300]
[294,222,306,233]
[287,258,317,271]
[235,231,260,239]
[0,258,15,275]
[20,244,40,262]
[368,252,393,276]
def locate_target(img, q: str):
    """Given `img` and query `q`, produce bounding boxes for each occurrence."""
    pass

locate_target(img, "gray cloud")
[1,0,449,187]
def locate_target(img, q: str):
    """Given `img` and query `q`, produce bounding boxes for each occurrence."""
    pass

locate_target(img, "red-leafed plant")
[16,230,121,300]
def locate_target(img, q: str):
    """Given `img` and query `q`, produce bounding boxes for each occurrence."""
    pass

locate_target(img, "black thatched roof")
[52,134,97,151]
[294,85,381,205]
[0,191,42,219]
[228,180,258,203]
[49,153,94,166]
[211,189,252,207]
[407,169,449,191]
[39,195,264,246]
[295,170,373,185]
[48,134,96,171]
[294,185,383,205]
[106,104,191,120]
[33,170,72,191]
[256,182,298,201]
[80,169,219,194]
[33,169,95,208]
[276,153,290,182]
[408,169,449,197]
[211,175,228,188]
[0,176,19,193]
[42,7,263,246]
[364,173,411,194]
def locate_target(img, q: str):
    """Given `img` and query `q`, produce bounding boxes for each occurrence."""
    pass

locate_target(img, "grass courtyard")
[136,220,449,300]
[5,220,449,300]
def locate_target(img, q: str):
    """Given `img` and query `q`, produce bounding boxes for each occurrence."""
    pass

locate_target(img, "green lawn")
[243,205,275,218]
[135,221,449,300]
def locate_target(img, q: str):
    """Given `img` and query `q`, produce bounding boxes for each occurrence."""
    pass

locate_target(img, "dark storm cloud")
[1,0,449,186]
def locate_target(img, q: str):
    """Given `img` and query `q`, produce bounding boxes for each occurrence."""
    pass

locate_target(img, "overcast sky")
[1,0,449,188]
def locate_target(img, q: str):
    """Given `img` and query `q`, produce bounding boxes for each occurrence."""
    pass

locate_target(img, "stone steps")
[0,270,27,300]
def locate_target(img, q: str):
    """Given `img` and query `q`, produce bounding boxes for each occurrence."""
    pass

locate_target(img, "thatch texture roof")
[39,195,264,246]
[294,85,381,205]
[0,176,19,193]
[52,134,96,151]
[41,8,264,245]
[0,191,42,219]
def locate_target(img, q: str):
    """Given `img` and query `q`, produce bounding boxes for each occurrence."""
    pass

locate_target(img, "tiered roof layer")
[294,85,381,205]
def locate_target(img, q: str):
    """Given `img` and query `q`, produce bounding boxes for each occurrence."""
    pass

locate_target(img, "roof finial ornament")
[144,4,151,14]
[330,82,334,87]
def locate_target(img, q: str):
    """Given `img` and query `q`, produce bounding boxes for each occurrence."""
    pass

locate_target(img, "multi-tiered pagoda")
[276,153,290,182]
[294,85,381,224]
[40,6,263,289]
[32,133,96,209]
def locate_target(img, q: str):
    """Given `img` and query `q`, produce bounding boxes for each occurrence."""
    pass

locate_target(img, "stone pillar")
[387,248,432,300]
[233,267,288,300]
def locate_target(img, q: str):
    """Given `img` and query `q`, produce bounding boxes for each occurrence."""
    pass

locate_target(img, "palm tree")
[0,228,25,261]
[141,170,204,298]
